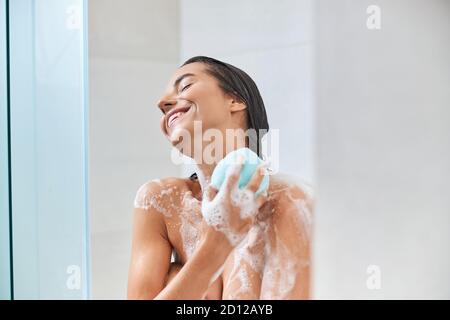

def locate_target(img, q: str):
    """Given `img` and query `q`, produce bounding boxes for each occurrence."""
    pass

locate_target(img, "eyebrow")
[173,73,195,89]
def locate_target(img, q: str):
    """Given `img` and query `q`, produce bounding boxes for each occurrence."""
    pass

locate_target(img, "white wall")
[313,0,450,299]
[89,0,180,299]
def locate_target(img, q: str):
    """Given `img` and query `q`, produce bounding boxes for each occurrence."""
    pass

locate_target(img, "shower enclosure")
[0,0,89,299]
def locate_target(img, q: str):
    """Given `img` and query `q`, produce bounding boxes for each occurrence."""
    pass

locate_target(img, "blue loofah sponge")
[210,148,269,196]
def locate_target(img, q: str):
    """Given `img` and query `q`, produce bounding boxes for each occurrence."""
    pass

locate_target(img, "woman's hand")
[200,156,269,248]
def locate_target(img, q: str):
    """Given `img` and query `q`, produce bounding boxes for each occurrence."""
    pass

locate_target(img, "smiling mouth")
[166,104,192,129]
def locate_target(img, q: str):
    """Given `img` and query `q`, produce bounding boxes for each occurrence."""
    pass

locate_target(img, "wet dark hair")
[181,56,269,157]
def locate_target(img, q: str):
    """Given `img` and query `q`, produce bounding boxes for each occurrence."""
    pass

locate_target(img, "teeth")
[168,111,184,127]
[167,105,192,128]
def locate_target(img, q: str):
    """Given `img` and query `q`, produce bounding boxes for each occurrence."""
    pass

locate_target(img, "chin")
[168,126,195,156]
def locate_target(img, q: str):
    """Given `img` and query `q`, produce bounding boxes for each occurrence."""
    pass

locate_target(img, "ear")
[229,99,247,113]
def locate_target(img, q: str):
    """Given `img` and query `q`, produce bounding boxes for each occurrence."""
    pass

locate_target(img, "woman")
[127,56,313,299]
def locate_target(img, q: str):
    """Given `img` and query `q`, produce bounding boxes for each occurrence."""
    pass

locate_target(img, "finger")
[222,156,245,193]
[204,184,218,201]
[246,165,267,194]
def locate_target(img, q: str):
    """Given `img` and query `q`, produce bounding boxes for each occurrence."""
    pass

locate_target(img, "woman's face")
[157,62,245,159]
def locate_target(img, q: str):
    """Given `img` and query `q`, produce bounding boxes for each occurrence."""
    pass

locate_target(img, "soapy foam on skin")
[201,196,243,247]
[133,172,313,299]
[229,275,254,299]
[285,193,312,243]
[222,174,313,300]
[180,193,203,258]
[267,174,313,244]
[223,210,305,299]
[200,162,265,247]
[222,223,267,299]
[134,179,203,259]
[134,179,175,217]
[260,224,301,300]
[230,188,260,219]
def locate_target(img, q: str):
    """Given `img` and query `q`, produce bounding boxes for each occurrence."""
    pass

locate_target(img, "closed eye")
[181,83,192,92]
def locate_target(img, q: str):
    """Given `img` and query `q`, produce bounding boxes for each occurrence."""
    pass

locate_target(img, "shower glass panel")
[0,0,11,300]
[7,0,89,299]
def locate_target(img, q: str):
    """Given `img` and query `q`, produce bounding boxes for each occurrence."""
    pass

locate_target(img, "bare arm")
[127,203,172,299]
[127,183,232,300]
[155,228,232,299]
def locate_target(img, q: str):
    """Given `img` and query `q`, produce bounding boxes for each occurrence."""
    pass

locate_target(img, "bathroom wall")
[89,0,180,299]
[313,0,450,298]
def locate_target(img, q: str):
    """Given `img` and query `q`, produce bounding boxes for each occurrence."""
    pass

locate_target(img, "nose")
[157,97,177,114]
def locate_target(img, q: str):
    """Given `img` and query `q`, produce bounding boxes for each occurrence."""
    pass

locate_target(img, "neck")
[192,130,249,192]
[194,162,215,192]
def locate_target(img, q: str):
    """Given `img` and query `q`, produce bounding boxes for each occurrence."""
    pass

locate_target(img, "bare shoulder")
[133,176,192,217]
[266,174,314,237]
[268,173,314,210]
